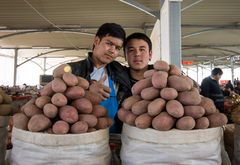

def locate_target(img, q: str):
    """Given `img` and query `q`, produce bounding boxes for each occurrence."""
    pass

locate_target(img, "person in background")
[123,32,153,86]
[223,80,234,96]
[200,68,224,113]
[234,82,240,95]
[68,23,131,133]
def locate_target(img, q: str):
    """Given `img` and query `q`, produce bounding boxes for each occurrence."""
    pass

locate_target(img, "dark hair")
[95,23,126,41]
[123,32,152,55]
[211,68,223,76]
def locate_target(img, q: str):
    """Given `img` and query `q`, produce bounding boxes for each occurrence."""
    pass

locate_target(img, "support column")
[43,57,47,75]
[160,0,182,68]
[230,56,234,83]
[13,48,18,86]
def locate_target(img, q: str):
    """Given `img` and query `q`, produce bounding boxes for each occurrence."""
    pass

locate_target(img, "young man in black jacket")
[68,23,131,133]
[200,68,224,112]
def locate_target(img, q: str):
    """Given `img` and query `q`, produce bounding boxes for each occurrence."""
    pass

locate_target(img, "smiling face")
[92,35,123,68]
[125,39,152,71]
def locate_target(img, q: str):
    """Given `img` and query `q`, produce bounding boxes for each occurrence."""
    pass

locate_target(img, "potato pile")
[13,64,112,134]
[118,60,228,131]
[0,89,13,116]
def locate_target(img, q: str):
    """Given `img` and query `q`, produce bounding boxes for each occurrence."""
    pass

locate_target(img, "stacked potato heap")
[13,64,112,134]
[118,60,228,131]
[0,89,13,116]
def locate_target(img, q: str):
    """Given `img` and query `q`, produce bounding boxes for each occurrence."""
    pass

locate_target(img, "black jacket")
[200,76,224,112]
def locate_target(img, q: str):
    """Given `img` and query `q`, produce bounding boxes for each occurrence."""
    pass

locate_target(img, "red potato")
[43,103,58,118]
[152,71,168,89]
[59,105,79,124]
[132,100,150,115]
[131,77,152,95]
[51,78,67,93]
[95,117,112,129]
[77,76,89,89]
[177,89,201,105]
[117,107,131,122]
[84,91,102,105]
[39,82,54,96]
[35,95,51,109]
[0,104,12,116]
[53,64,72,78]
[70,121,88,134]
[13,112,29,130]
[207,113,228,128]
[62,72,78,86]
[22,103,42,117]
[125,112,138,126]
[184,105,205,119]
[176,116,196,130]
[168,75,192,92]
[122,95,142,110]
[160,87,178,100]
[52,120,70,134]
[141,87,160,100]
[180,75,194,89]
[78,114,98,128]
[198,96,217,115]
[152,112,176,131]
[147,98,166,116]
[135,113,152,129]
[92,105,108,117]
[28,114,51,132]
[65,86,85,100]
[169,64,181,76]
[166,100,184,118]
[143,69,156,78]
[195,117,209,129]
[72,98,93,114]
[87,127,97,132]
[20,98,36,112]
[51,93,68,107]
[153,60,170,71]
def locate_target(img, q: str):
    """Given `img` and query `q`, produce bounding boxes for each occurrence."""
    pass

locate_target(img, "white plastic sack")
[121,124,222,165]
[10,127,111,165]
[233,124,240,165]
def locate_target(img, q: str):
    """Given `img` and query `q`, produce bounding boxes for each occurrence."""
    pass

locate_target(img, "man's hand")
[89,74,111,101]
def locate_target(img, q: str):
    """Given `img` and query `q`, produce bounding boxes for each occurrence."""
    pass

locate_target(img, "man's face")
[125,39,152,71]
[92,35,123,67]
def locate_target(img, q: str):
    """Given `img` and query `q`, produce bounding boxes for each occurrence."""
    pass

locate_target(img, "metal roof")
[0,0,240,68]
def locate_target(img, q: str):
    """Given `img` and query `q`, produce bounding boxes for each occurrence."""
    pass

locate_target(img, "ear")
[93,36,100,47]
[149,50,153,61]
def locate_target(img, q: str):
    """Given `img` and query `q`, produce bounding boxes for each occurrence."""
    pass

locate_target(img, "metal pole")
[13,48,18,86]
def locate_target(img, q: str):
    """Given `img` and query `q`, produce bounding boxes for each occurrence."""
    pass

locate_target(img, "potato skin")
[143,69,156,78]
[152,71,168,89]
[35,95,51,109]
[52,120,70,134]
[43,103,58,118]
[28,114,51,132]
[13,112,29,130]
[51,78,67,93]
[117,107,130,123]
[169,64,181,76]
[195,117,209,129]
[78,114,98,128]
[59,105,79,124]
[184,105,205,119]
[148,98,166,117]
[39,82,54,96]
[65,86,85,100]
[84,91,102,105]
[131,78,152,95]
[168,75,192,92]
[132,100,150,115]
[92,105,108,117]
[70,121,88,134]
[166,100,184,118]
[122,95,142,110]
[176,116,196,130]
[152,112,176,131]
[207,113,228,128]
[135,113,152,129]
[177,90,201,105]
[77,76,89,90]
[198,96,217,115]
[141,87,160,100]
[125,112,138,126]
[72,98,93,114]
[95,117,112,129]
[153,60,170,71]
[53,64,72,78]
[22,103,42,117]
[51,93,68,107]
[62,72,78,86]
[160,87,178,100]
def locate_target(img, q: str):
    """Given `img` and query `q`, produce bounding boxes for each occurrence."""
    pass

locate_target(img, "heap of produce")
[0,89,13,116]
[13,64,112,134]
[118,60,228,131]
